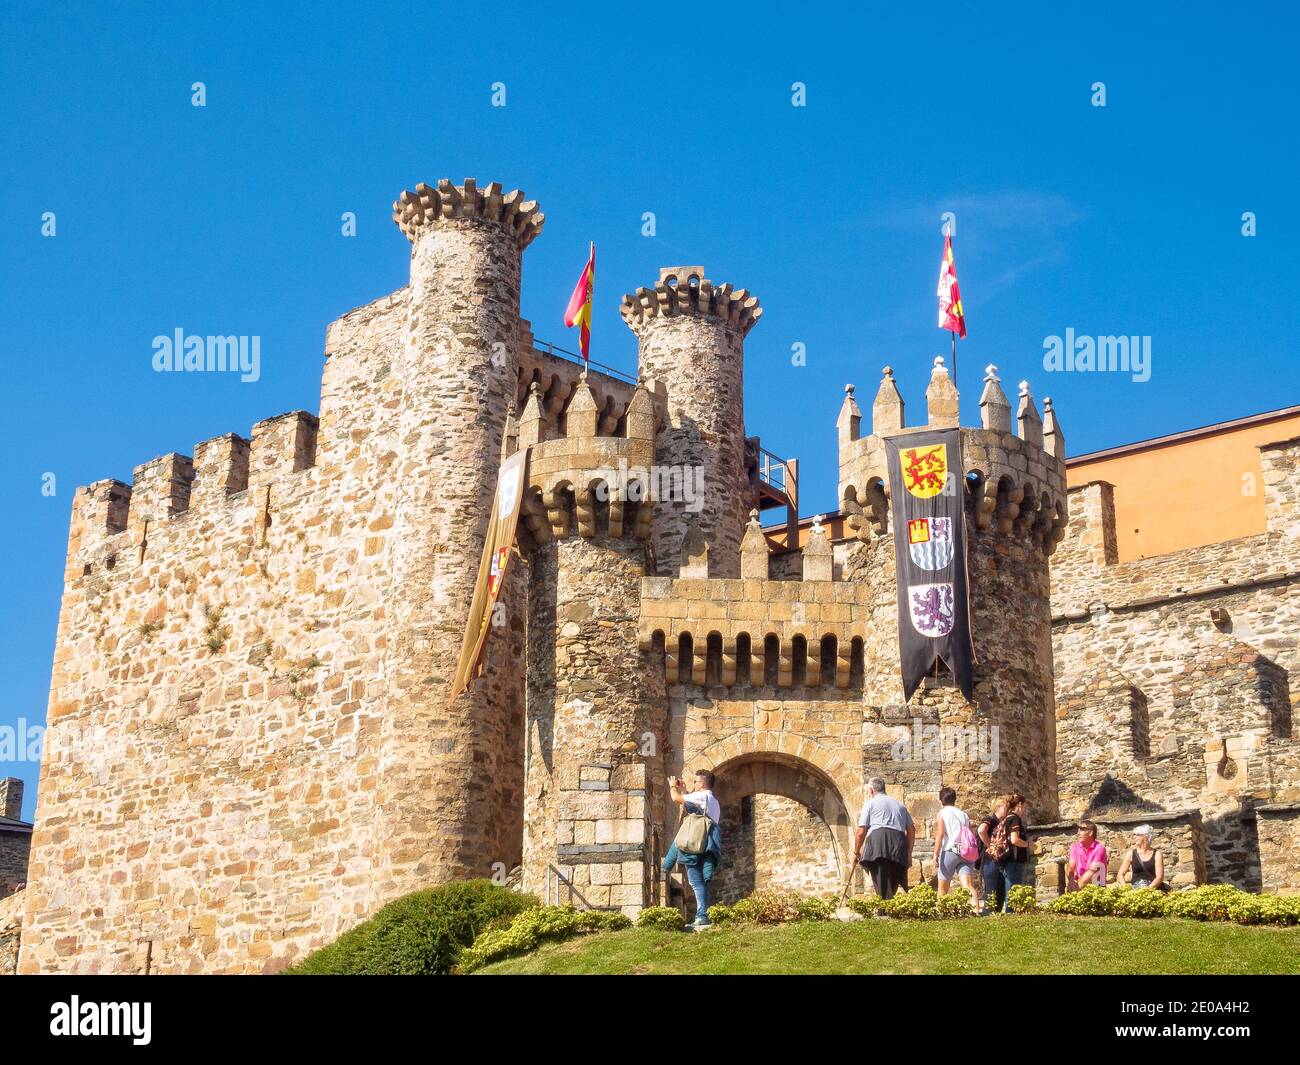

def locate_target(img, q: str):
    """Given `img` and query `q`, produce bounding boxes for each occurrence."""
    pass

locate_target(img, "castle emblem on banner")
[908,582,955,637]
[901,443,948,498]
[907,516,953,570]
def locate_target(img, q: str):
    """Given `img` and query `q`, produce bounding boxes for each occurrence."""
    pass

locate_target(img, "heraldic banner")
[449,447,529,705]
[883,428,976,701]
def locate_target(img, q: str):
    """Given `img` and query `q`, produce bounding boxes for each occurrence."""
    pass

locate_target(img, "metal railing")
[533,339,639,385]
[544,863,597,910]
[757,447,794,495]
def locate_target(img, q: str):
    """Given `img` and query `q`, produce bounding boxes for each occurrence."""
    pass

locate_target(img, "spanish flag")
[564,242,595,361]
[937,232,967,339]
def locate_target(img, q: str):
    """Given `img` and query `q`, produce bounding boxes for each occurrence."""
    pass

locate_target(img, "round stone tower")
[375,179,543,898]
[837,359,1068,823]
[620,267,761,578]
[518,376,667,914]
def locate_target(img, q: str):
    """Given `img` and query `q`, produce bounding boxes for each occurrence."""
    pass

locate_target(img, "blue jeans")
[684,861,711,924]
[980,859,1005,913]
[999,861,1028,912]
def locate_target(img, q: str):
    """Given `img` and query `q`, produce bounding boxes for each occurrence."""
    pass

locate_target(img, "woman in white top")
[932,786,981,912]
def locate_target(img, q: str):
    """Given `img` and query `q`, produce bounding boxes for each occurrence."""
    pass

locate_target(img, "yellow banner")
[448,447,529,705]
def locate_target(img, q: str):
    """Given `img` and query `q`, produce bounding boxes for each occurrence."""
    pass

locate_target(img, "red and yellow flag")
[937,232,966,339]
[564,242,595,361]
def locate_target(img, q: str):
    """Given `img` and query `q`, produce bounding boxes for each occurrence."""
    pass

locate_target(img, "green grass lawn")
[477,916,1300,975]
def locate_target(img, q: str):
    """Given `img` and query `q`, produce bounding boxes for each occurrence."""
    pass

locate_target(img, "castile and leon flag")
[937,232,966,338]
[884,429,976,701]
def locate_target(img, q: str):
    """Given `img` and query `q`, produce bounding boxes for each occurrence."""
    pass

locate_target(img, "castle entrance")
[706,753,855,904]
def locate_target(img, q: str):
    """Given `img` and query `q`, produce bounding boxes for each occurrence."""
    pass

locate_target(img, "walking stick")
[837,862,856,908]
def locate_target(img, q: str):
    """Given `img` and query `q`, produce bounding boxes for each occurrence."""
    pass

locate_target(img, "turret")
[521,377,665,915]
[375,178,543,895]
[621,266,761,579]
[838,359,1069,820]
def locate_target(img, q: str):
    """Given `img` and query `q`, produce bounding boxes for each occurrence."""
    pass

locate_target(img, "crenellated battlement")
[838,360,1068,553]
[619,266,762,337]
[521,376,657,543]
[68,410,319,579]
[392,178,544,248]
[635,513,869,688]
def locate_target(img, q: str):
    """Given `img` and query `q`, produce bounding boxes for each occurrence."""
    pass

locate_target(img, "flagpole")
[951,329,957,389]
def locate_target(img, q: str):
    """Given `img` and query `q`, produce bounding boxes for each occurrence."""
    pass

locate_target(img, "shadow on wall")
[1084,774,1164,816]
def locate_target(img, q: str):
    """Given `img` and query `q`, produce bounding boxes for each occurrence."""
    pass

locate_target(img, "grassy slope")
[478,916,1300,975]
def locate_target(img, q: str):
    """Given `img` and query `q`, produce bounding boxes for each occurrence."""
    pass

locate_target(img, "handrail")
[532,340,639,385]
[544,863,601,911]
[757,447,793,493]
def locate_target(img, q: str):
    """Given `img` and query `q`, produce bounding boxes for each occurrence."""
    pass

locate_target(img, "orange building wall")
[1066,408,1300,561]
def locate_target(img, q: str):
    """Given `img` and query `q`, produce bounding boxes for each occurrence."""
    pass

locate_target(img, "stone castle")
[7,177,1299,974]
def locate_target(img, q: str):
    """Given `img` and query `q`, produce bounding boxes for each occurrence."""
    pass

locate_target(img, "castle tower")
[519,378,666,914]
[838,360,1068,823]
[376,179,543,895]
[620,267,761,579]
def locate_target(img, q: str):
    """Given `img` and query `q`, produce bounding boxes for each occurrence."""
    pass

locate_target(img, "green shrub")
[1050,885,1118,917]
[706,903,734,924]
[1166,884,1244,922]
[1258,895,1300,926]
[1225,892,1267,926]
[846,895,883,918]
[881,884,939,919]
[1112,887,1170,919]
[283,880,537,975]
[729,889,803,924]
[936,887,975,918]
[1006,884,1038,913]
[457,904,629,972]
[796,895,836,922]
[575,910,633,933]
[637,905,688,930]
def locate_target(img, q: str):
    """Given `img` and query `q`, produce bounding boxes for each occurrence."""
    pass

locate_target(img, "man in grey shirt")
[852,777,915,900]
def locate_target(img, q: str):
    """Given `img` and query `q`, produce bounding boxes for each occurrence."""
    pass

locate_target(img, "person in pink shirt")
[1066,820,1108,889]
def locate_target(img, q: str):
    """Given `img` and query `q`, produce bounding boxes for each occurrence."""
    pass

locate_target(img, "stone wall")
[1028,810,1204,898]
[1049,437,1300,891]
[0,828,29,899]
[0,890,22,976]
[20,180,544,973]
[1254,803,1300,893]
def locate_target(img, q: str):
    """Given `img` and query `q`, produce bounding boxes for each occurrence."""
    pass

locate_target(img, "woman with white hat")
[1115,825,1167,891]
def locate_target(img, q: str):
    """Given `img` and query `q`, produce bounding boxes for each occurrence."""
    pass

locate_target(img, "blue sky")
[0,2,1294,818]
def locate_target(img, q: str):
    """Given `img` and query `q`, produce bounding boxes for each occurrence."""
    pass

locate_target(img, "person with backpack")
[994,793,1036,909]
[932,786,981,912]
[666,769,722,929]
[977,796,1010,915]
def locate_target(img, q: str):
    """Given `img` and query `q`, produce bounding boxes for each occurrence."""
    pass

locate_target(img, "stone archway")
[702,750,857,903]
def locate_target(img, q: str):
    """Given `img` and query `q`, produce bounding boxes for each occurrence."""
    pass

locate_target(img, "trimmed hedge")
[283,880,538,975]
[711,889,837,925]
[456,905,631,972]
[845,881,1300,926]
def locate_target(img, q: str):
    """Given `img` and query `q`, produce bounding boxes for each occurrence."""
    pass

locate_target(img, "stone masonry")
[14,177,1300,974]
